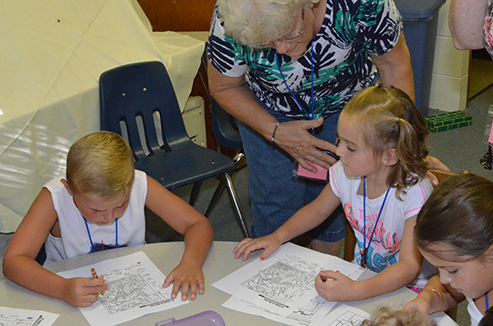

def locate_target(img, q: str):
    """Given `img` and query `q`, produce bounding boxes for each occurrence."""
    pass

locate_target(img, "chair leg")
[205,179,227,217]
[221,172,250,238]
[189,181,203,206]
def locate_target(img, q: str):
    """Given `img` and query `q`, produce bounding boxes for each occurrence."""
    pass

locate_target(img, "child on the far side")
[233,85,437,301]
[3,131,213,307]
[404,174,493,326]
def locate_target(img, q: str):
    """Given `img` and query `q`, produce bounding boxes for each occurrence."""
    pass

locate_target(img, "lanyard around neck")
[361,176,391,268]
[83,217,118,253]
[275,42,315,134]
[487,293,490,310]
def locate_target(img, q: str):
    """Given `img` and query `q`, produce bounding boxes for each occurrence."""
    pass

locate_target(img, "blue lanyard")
[486,293,489,310]
[275,42,315,134]
[361,177,391,268]
[84,218,118,252]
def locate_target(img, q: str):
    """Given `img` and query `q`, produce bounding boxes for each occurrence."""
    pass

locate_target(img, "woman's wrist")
[271,121,281,143]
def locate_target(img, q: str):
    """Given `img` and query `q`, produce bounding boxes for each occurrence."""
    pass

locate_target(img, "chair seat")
[135,144,236,190]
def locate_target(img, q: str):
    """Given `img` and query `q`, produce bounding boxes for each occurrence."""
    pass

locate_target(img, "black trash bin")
[394,0,446,117]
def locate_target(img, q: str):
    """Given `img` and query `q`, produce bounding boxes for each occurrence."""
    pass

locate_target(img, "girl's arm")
[233,184,342,260]
[315,215,422,301]
[404,275,464,315]
[449,0,489,50]
[145,176,213,301]
[2,188,107,307]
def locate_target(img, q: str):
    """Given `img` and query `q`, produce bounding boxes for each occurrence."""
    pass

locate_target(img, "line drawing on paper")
[240,255,339,306]
[327,311,367,326]
[0,313,41,326]
[98,261,171,315]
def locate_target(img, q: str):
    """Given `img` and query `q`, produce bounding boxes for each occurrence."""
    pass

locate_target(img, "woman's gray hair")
[217,0,319,48]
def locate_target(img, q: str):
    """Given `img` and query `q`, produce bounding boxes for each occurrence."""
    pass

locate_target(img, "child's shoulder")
[404,174,434,199]
[43,177,66,193]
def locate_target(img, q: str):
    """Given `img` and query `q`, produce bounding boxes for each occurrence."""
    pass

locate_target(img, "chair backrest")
[210,96,242,150]
[99,61,190,161]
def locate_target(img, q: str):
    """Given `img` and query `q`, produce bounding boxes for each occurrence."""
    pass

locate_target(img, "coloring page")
[213,242,363,325]
[0,307,59,326]
[57,251,187,326]
[320,304,369,326]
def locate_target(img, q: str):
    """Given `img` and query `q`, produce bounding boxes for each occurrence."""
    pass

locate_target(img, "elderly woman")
[207,0,415,254]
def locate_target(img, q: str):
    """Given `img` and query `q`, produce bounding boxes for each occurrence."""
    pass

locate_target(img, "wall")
[429,0,470,112]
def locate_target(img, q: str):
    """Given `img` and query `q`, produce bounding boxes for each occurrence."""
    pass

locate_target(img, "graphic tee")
[329,161,436,287]
[207,0,403,119]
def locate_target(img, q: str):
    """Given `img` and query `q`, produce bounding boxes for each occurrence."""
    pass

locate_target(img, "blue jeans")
[239,110,346,242]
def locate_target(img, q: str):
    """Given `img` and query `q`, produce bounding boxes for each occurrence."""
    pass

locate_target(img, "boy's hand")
[233,234,282,261]
[162,262,204,301]
[314,271,358,302]
[61,276,108,307]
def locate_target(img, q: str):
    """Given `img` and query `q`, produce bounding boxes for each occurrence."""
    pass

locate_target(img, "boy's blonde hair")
[361,307,433,326]
[66,131,135,198]
[342,85,429,199]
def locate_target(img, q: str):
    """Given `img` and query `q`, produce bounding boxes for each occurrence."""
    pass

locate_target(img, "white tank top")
[44,170,147,264]
[467,297,484,326]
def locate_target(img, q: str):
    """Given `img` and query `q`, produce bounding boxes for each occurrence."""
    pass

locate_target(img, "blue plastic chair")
[99,61,249,237]
[204,97,246,218]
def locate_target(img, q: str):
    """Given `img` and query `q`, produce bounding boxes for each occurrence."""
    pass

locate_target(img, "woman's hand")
[163,261,205,301]
[60,276,108,307]
[273,118,338,172]
[233,234,283,261]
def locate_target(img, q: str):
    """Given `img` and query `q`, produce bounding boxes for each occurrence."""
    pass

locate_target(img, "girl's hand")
[233,235,283,261]
[314,271,358,302]
[61,276,108,307]
[162,262,205,301]
[403,296,433,315]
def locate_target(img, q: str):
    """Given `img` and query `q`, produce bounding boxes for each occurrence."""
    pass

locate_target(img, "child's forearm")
[274,203,333,244]
[419,276,462,313]
[181,220,213,267]
[351,260,420,300]
[3,254,67,301]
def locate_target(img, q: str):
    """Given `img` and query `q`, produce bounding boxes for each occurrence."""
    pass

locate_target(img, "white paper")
[0,306,59,326]
[57,251,188,326]
[320,305,459,326]
[320,304,370,325]
[213,242,362,326]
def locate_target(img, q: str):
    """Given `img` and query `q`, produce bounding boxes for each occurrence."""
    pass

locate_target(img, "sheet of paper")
[57,251,188,326]
[321,305,459,326]
[0,306,59,326]
[320,304,370,325]
[213,242,363,326]
[223,294,335,326]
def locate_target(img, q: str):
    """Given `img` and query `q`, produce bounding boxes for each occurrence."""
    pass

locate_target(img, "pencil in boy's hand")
[91,268,105,295]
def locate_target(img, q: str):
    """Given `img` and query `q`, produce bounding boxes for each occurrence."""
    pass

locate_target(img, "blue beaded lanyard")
[275,41,315,135]
[361,177,391,268]
[84,218,118,253]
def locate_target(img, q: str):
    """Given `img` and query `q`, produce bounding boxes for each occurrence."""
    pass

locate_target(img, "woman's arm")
[449,0,489,50]
[208,63,338,172]
[3,189,107,307]
[145,177,213,301]
[316,215,423,301]
[371,34,415,102]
